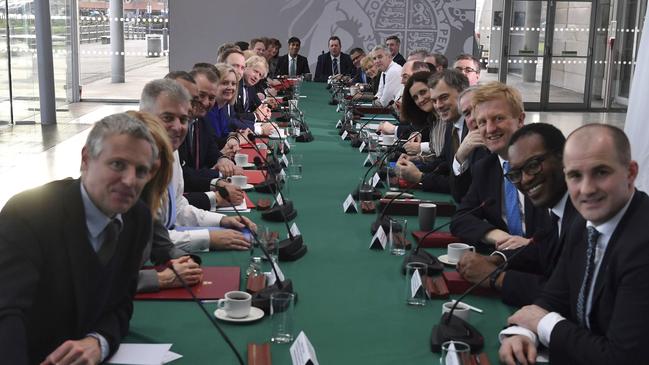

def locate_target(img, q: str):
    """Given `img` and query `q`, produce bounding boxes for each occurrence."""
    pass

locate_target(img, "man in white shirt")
[372,45,402,107]
[140,79,255,253]
[499,124,648,365]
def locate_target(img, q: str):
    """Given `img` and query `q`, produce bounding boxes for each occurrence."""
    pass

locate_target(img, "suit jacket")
[178,118,222,193]
[535,190,649,364]
[420,118,467,194]
[275,54,310,77]
[0,179,151,364]
[449,153,548,245]
[392,52,406,66]
[450,144,490,203]
[234,79,262,123]
[314,52,354,82]
[499,197,580,307]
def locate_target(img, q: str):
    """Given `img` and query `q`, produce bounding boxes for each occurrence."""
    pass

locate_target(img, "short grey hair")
[85,112,158,162]
[457,85,479,110]
[371,45,389,55]
[408,49,430,61]
[139,79,191,114]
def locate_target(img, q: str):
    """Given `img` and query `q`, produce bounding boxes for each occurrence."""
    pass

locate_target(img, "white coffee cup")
[234,153,248,166]
[217,291,252,319]
[228,175,248,188]
[447,243,475,263]
[442,301,470,321]
[382,134,396,145]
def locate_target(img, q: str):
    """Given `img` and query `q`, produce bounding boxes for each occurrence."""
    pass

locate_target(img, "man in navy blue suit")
[275,37,310,77]
[313,36,354,82]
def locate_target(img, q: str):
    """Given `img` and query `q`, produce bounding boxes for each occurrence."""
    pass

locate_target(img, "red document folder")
[442,271,498,297]
[411,231,462,248]
[243,170,267,185]
[135,266,241,300]
[239,147,268,162]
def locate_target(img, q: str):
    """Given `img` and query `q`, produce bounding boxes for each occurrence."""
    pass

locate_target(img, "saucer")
[438,254,458,266]
[238,162,255,168]
[214,306,264,323]
[240,183,254,191]
[269,133,286,139]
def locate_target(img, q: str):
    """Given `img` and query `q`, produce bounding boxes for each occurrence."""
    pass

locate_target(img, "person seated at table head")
[126,110,204,293]
[499,124,648,365]
[407,48,429,62]
[139,79,255,253]
[449,82,548,250]
[457,123,581,307]
[372,45,403,107]
[250,37,266,57]
[454,53,481,86]
[314,35,354,82]
[385,35,406,66]
[0,112,158,364]
[275,37,311,77]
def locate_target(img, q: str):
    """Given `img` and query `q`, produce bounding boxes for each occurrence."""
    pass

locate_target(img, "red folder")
[411,231,461,248]
[244,193,256,209]
[135,266,240,300]
[243,170,267,185]
[442,271,498,297]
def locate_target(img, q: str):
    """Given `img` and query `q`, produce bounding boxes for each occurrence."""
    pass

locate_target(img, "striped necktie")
[332,58,339,75]
[576,226,601,328]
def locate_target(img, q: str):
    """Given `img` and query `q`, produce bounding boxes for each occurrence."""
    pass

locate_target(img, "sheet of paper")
[290,222,301,237]
[335,120,342,128]
[341,130,348,140]
[370,226,387,249]
[162,351,183,364]
[411,268,423,298]
[107,343,172,365]
[371,172,381,187]
[343,194,358,213]
[214,200,249,213]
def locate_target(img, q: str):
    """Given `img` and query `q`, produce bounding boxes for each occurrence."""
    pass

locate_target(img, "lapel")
[460,120,469,140]
[61,179,98,332]
[483,154,507,228]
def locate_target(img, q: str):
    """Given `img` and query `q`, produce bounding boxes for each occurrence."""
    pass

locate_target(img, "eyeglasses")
[455,66,478,74]
[505,153,550,184]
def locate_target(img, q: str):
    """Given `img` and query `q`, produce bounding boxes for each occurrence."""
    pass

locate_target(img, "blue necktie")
[576,226,600,328]
[503,161,524,236]
[332,58,339,75]
[166,184,176,229]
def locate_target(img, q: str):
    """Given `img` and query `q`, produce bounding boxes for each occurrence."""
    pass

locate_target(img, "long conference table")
[126,82,515,364]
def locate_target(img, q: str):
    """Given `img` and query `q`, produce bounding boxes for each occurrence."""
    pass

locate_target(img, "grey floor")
[0,100,627,209]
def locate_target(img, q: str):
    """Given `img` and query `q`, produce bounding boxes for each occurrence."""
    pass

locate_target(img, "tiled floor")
[0,100,628,209]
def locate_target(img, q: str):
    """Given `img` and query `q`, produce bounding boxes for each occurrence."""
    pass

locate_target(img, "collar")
[453,115,465,129]
[586,193,634,240]
[498,155,508,172]
[331,54,339,61]
[80,182,123,240]
[550,192,569,220]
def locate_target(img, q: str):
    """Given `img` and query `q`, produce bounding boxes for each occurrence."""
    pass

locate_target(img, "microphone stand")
[216,187,296,314]
[430,235,534,353]
[167,264,245,364]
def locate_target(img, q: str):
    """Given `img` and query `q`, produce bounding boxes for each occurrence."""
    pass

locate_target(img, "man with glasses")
[454,54,481,86]
[349,47,367,83]
[456,123,580,307]
[450,82,548,251]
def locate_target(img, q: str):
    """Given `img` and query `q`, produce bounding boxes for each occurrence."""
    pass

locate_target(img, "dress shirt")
[375,61,403,107]
[451,120,469,176]
[159,151,225,252]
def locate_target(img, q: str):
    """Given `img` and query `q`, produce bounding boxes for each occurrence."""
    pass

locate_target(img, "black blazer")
[0,179,151,364]
[314,52,354,82]
[449,153,547,245]
[392,52,406,66]
[499,197,580,307]
[535,190,649,364]
[178,118,222,192]
[419,119,468,194]
[234,79,262,122]
[275,54,311,77]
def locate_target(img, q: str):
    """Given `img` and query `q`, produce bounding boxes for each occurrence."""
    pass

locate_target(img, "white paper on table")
[107,344,173,365]
[265,261,285,285]
[214,200,249,213]
[410,268,423,298]
[162,351,183,364]
[290,331,320,365]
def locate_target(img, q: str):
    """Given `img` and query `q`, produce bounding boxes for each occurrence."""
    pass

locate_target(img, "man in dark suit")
[457,123,580,307]
[349,47,368,83]
[499,124,649,365]
[313,36,354,82]
[386,35,406,66]
[275,37,310,77]
[0,113,157,364]
[450,82,547,250]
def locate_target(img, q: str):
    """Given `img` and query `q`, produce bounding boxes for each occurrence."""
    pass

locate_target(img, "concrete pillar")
[34,0,57,124]
[110,0,125,83]
[523,2,542,82]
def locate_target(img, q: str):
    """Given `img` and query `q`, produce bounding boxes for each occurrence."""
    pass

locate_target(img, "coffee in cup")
[442,301,470,321]
[217,291,252,319]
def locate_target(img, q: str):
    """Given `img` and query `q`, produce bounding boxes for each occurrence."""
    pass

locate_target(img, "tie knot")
[587,226,600,245]
[503,161,510,173]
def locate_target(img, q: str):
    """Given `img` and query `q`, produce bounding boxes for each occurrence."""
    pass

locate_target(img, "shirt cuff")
[254,123,263,135]
[393,126,398,136]
[206,191,217,210]
[537,312,565,347]
[452,157,470,176]
[499,325,539,347]
[420,142,430,154]
[86,332,109,362]
[490,250,508,263]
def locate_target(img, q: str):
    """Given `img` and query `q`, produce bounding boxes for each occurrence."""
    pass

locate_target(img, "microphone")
[216,186,297,313]
[167,263,244,364]
[401,198,496,275]
[370,182,418,235]
[349,112,384,148]
[430,225,533,354]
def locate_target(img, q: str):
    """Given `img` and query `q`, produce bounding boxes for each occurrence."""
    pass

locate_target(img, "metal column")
[34,0,57,124]
[110,0,125,83]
